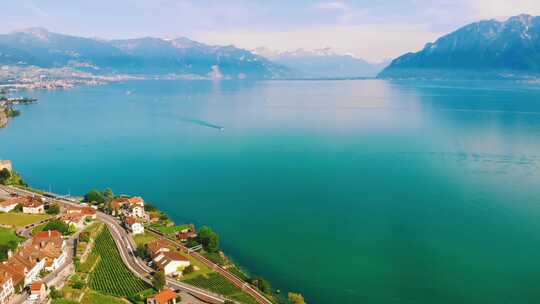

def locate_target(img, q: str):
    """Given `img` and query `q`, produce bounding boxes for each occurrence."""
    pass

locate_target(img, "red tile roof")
[125,217,139,226]
[0,269,12,286]
[33,230,63,249]
[21,197,44,208]
[30,281,43,291]
[128,196,144,205]
[33,230,61,240]
[149,288,176,304]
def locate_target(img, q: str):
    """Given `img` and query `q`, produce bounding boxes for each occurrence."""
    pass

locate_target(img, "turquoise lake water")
[2,79,540,303]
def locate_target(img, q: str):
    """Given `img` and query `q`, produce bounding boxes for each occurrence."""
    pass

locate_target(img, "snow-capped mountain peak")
[12,27,51,41]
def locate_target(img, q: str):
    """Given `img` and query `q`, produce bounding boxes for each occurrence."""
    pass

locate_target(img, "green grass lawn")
[133,233,158,247]
[0,213,50,228]
[82,291,127,304]
[0,227,24,247]
[60,285,85,303]
[148,223,190,235]
[180,254,214,280]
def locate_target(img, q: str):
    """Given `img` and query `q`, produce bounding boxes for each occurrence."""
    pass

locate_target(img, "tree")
[145,203,158,212]
[198,226,220,253]
[152,271,166,291]
[0,241,17,260]
[224,301,235,304]
[252,276,271,294]
[13,204,22,213]
[42,220,70,235]
[183,264,195,275]
[103,188,114,201]
[46,203,60,215]
[136,244,149,259]
[79,232,90,243]
[0,168,10,185]
[288,292,306,304]
[84,189,105,204]
[49,287,63,299]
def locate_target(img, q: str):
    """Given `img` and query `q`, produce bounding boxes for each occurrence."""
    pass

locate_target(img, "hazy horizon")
[4,1,540,62]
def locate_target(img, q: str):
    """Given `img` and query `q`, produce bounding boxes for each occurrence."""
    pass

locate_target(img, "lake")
[2,79,540,303]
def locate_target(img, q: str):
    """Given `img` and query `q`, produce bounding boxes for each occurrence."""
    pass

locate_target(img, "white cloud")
[466,0,540,19]
[25,3,49,18]
[194,24,441,63]
[313,1,348,11]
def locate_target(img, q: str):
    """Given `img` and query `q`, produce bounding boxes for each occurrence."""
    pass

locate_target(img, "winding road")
[1,185,273,304]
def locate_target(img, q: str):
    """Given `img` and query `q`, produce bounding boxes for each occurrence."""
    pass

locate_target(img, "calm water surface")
[2,79,540,303]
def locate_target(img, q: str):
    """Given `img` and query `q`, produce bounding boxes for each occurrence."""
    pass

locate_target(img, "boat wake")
[179,117,224,131]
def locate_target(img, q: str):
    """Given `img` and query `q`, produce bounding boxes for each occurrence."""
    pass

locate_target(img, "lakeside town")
[0,66,139,92]
[0,160,306,304]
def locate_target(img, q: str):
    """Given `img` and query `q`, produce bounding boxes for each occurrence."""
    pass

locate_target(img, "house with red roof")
[146,239,171,259]
[125,217,144,235]
[3,246,46,286]
[65,206,96,220]
[146,288,177,304]
[31,230,67,272]
[153,251,190,276]
[176,226,197,242]
[59,214,83,229]
[0,198,18,213]
[112,196,146,219]
[28,281,46,302]
[21,197,45,214]
[0,230,66,288]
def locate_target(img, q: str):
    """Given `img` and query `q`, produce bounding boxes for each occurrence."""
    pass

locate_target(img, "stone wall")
[0,160,12,172]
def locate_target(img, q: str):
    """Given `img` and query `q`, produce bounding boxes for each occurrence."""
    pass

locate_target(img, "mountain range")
[0,28,285,79]
[379,14,540,79]
[252,47,387,78]
[3,14,540,81]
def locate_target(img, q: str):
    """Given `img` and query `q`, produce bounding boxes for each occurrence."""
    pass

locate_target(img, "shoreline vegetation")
[0,174,306,304]
[82,188,304,304]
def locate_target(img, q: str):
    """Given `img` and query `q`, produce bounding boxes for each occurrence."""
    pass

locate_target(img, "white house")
[125,217,144,235]
[43,249,67,272]
[21,197,45,214]
[19,257,45,286]
[60,214,83,230]
[0,271,14,304]
[0,200,18,213]
[129,205,146,218]
[28,282,46,302]
[153,252,190,276]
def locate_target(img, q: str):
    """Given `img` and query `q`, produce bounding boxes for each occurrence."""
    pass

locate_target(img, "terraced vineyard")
[89,227,150,297]
[184,273,258,304]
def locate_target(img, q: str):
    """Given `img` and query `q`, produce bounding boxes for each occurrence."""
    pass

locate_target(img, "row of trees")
[84,188,114,205]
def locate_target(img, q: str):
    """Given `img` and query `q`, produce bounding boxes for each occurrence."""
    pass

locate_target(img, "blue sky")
[3,0,540,62]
